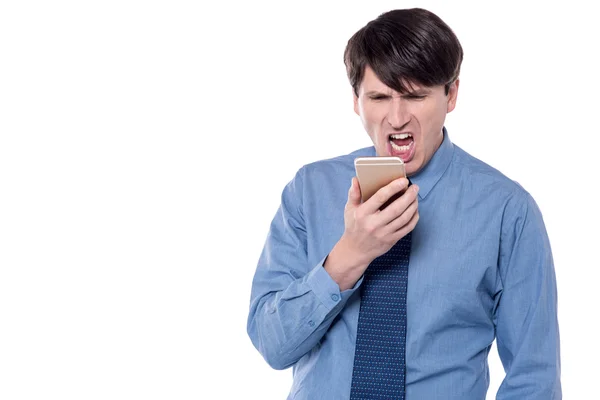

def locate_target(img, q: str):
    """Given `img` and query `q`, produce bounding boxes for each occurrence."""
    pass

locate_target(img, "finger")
[382,196,419,235]
[361,177,410,214]
[389,207,420,243]
[345,177,362,210]
[376,184,419,225]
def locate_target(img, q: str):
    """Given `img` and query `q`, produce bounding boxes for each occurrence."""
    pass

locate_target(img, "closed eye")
[369,94,390,101]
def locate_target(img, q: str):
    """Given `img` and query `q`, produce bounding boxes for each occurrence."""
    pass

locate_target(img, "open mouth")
[388,133,415,162]
[389,133,413,151]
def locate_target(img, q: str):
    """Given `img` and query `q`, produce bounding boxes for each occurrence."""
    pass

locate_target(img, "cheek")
[363,102,387,121]
[360,105,380,129]
[420,103,446,132]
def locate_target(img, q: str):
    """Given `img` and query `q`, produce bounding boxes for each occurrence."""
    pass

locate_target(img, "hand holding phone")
[323,157,417,290]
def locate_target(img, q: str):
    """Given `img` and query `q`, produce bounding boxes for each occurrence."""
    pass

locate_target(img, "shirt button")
[331,294,339,301]
[308,320,315,327]
[268,308,276,314]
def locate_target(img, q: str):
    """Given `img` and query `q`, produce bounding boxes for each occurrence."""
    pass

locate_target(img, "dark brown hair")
[344,8,463,96]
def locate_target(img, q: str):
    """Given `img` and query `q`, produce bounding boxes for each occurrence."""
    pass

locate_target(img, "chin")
[376,146,390,157]
[405,160,421,177]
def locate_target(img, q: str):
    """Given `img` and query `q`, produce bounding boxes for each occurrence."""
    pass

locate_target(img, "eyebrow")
[364,89,431,97]
[364,91,390,97]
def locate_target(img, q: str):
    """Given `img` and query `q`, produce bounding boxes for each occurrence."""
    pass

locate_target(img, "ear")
[446,79,460,113]
[353,90,360,116]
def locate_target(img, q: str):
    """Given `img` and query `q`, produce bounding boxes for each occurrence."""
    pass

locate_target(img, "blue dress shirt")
[247,129,561,399]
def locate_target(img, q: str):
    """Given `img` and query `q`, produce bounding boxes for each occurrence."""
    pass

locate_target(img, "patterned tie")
[349,232,411,399]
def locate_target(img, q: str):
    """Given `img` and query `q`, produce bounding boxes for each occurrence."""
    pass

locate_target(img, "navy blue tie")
[350,232,411,399]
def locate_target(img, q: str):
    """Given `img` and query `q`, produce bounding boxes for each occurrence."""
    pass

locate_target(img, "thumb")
[346,177,362,209]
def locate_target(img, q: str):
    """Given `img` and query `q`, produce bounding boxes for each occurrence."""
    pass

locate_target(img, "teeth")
[390,133,412,139]
[391,141,412,152]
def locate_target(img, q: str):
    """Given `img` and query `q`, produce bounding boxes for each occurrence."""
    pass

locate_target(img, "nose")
[387,97,410,129]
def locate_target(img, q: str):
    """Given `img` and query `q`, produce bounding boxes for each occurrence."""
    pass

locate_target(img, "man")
[247,8,560,399]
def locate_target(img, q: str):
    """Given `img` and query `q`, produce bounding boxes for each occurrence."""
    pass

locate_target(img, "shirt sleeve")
[494,192,561,399]
[246,167,361,370]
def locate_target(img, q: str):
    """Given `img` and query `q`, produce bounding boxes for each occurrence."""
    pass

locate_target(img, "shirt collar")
[409,127,454,200]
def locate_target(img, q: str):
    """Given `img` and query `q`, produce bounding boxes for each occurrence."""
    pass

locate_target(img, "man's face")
[354,66,459,176]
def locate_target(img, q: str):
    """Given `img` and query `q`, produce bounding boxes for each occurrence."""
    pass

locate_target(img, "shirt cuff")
[305,257,363,311]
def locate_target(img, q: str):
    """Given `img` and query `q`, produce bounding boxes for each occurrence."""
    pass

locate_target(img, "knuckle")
[411,214,420,228]
[409,201,418,215]
[390,199,406,216]
[393,213,406,227]
[364,221,376,234]
[374,191,388,204]
[354,209,366,221]
[400,213,410,226]
[386,234,396,245]
[392,230,405,243]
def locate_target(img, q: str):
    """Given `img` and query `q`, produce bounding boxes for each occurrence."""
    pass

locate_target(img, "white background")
[0,1,598,399]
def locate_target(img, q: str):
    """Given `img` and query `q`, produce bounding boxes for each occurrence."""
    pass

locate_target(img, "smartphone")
[354,156,407,205]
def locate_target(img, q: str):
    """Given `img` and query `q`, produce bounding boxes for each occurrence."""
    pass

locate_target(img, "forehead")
[359,66,427,94]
